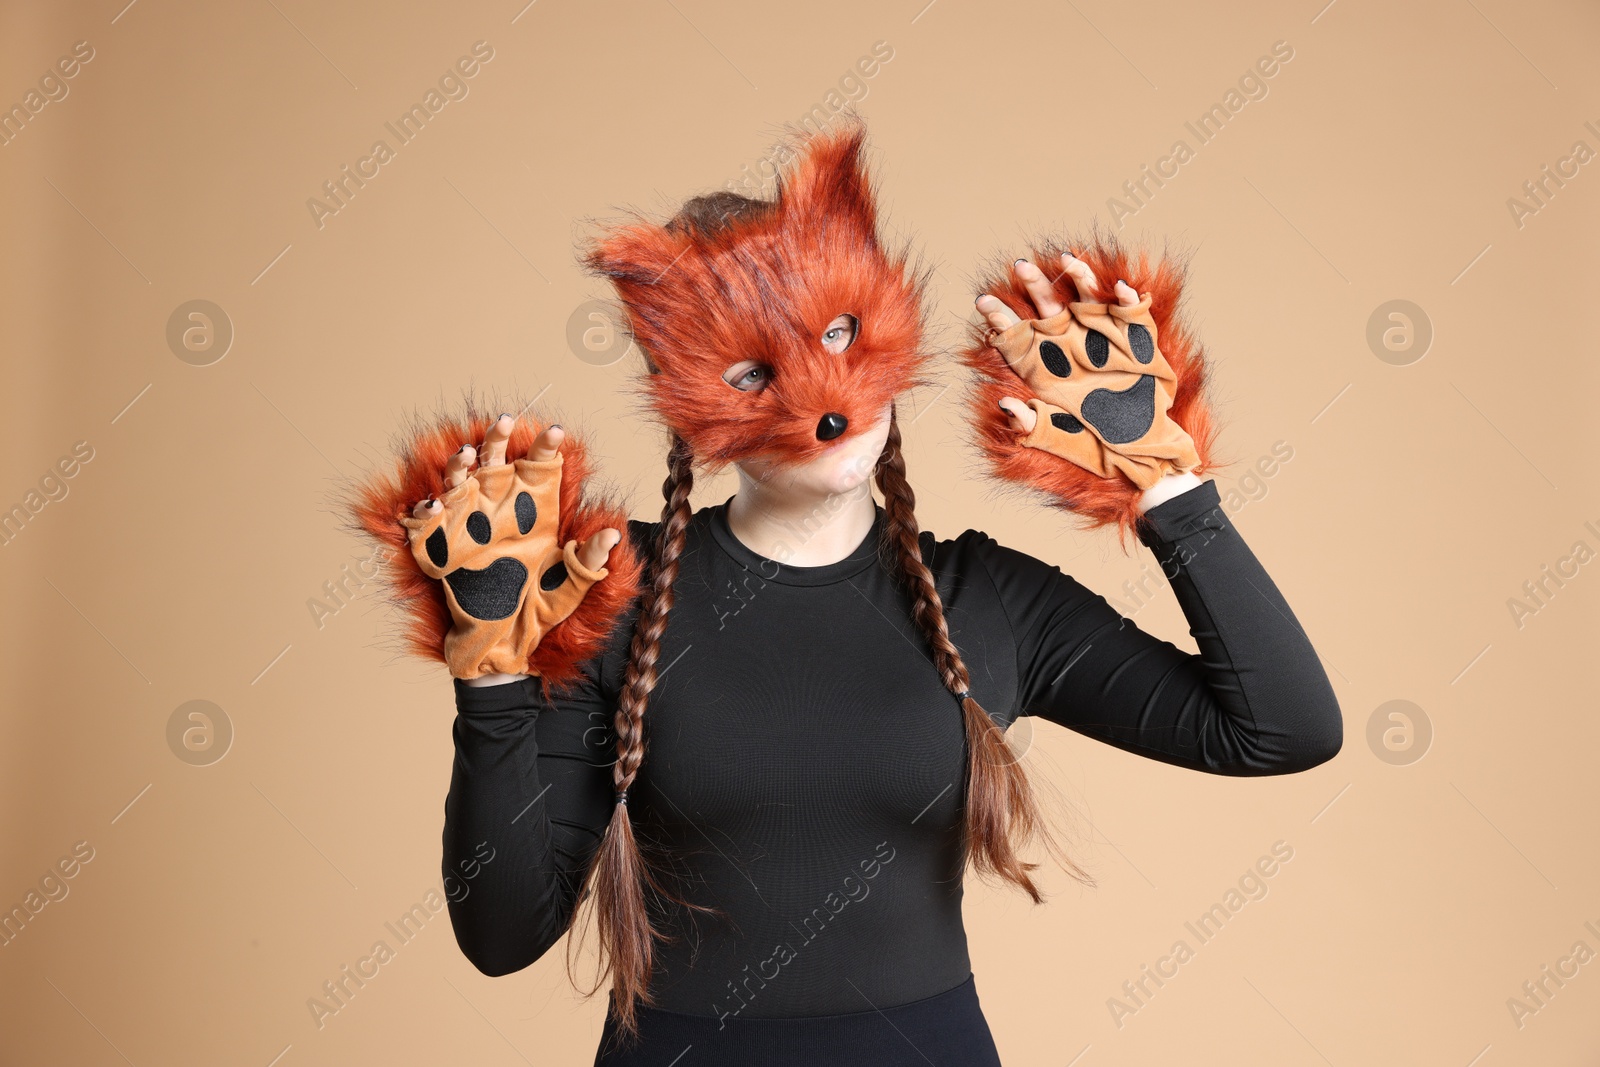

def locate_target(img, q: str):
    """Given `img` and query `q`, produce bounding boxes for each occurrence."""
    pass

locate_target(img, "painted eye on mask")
[721,361,772,392]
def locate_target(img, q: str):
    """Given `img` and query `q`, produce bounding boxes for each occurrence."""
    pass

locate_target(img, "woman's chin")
[817,468,869,495]
[762,450,870,497]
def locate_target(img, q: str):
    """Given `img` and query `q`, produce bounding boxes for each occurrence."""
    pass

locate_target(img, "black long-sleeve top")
[440,478,1343,1019]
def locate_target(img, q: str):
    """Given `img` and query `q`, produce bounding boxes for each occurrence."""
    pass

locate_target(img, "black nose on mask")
[816,412,848,441]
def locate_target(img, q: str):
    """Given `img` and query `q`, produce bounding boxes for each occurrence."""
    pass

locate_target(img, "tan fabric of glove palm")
[400,452,608,679]
[989,291,1199,490]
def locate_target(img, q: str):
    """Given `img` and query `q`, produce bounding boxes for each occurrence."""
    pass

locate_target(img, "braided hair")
[874,409,1095,900]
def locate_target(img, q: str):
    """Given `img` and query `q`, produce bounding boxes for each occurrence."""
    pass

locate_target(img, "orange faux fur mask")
[580,117,935,469]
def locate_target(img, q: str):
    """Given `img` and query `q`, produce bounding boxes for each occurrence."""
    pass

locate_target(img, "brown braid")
[874,408,1096,900]
[578,432,717,1044]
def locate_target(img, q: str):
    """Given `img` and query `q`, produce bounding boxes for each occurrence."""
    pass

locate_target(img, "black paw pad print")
[986,291,1201,489]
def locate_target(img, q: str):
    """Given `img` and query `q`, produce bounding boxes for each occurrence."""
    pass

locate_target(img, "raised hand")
[976,254,1200,491]
[401,413,621,680]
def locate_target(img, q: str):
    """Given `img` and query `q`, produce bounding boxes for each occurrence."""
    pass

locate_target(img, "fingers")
[417,412,562,520]
[998,396,1038,433]
[578,526,622,572]
[975,294,1020,333]
[1013,259,1065,318]
[480,413,515,468]
[528,423,564,463]
[1064,254,1139,307]
[444,444,476,489]
[1059,252,1099,299]
[978,253,1132,330]
[448,412,562,486]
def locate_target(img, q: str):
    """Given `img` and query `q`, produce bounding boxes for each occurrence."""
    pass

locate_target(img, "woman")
[360,119,1343,1065]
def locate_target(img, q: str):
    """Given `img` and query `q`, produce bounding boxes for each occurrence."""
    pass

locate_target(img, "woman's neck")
[725,472,878,567]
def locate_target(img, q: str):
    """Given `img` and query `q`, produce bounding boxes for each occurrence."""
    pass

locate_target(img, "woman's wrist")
[1137,470,1205,514]
[463,672,532,688]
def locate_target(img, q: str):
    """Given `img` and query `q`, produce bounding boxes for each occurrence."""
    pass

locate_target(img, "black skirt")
[592,971,1003,1066]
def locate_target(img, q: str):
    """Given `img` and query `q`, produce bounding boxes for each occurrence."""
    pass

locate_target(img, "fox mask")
[580,118,935,470]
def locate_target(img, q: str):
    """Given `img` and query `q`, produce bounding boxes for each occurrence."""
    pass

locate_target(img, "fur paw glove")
[400,451,609,679]
[961,238,1224,549]
[345,405,643,692]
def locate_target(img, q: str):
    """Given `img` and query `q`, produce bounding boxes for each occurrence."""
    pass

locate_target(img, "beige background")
[2,0,1597,1064]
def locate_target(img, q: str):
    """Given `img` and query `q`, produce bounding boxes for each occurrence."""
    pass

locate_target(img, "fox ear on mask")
[578,114,936,472]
